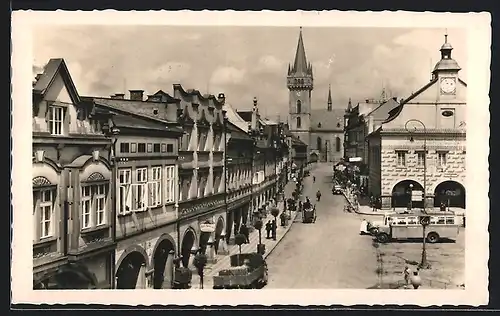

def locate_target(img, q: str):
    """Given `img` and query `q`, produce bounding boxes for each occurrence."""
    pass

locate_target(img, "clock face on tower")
[440,77,457,94]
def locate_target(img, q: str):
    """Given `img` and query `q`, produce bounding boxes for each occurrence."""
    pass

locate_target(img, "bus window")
[437,217,445,224]
[430,217,437,224]
[396,218,407,225]
[407,217,418,224]
[445,217,455,225]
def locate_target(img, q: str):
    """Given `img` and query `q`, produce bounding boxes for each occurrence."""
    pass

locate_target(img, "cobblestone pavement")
[374,227,465,289]
[265,163,379,289]
[191,179,300,289]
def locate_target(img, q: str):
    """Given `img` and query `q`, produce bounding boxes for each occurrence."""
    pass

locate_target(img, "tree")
[235,233,246,265]
[270,207,279,219]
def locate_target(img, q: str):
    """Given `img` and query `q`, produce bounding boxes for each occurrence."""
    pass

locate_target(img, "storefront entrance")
[434,181,466,208]
[391,180,424,209]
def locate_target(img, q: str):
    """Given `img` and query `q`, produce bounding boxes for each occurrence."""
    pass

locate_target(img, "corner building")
[367,35,466,211]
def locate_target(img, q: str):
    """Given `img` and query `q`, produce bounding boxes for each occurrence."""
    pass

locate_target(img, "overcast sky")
[33,26,466,120]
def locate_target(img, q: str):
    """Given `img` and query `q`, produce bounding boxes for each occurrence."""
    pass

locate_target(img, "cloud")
[210,66,246,86]
[32,26,467,118]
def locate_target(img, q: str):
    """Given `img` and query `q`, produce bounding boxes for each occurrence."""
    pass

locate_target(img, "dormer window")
[153,108,159,116]
[48,105,65,135]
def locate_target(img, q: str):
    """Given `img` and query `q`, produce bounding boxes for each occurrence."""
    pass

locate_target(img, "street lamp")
[404,118,430,269]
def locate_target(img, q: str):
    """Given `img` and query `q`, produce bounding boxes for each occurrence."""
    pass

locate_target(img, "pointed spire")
[327,84,332,111]
[292,27,309,75]
[346,98,352,112]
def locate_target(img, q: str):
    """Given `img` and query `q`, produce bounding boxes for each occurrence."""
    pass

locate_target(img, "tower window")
[335,137,341,152]
[317,137,322,151]
[318,122,321,128]
[296,117,301,128]
[296,100,302,113]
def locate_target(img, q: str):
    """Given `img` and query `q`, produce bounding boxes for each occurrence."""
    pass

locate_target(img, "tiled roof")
[310,108,345,131]
[224,103,249,133]
[227,121,252,141]
[32,58,80,104]
[92,97,177,123]
[112,113,175,132]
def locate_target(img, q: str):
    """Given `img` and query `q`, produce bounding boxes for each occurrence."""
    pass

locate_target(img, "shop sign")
[199,220,216,233]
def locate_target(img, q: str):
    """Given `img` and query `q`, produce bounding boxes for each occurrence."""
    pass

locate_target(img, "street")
[265,163,379,289]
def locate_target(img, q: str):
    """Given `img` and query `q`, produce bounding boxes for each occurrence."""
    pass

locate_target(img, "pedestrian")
[313,175,316,183]
[240,223,249,243]
[403,265,411,288]
[265,220,271,239]
[316,190,321,202]
[271,220,277,240]
[359,219,368,235]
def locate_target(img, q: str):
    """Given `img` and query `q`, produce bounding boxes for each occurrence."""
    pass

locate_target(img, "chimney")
[251,97,258,131]
[129,90,144,101]
[217,93,226,105]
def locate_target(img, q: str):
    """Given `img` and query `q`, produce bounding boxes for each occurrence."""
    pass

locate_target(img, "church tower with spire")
[327,84,333,111]
[287,27,313,147]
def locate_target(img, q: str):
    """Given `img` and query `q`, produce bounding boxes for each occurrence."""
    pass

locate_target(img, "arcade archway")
[116,250,148,289]
[152,237,176,289]
[34,264,97,289]
[310,152,318,163]
[434,181,466,208]
[391,180,424,209]
[181,229,196,268]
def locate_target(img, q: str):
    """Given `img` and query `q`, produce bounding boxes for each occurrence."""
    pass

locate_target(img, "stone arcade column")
[218,231,229,255]
[136,263,147,289]
[161,250,175,289]
[188,245,199,272]
[206,233,217,264]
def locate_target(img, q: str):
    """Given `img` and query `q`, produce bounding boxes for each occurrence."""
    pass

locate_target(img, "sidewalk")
[191,179,301,289]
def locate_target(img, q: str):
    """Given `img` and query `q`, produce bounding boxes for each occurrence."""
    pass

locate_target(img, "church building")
[286,28,345,163]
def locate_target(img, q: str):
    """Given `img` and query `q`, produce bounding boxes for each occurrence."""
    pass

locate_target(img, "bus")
[374,212,461,244]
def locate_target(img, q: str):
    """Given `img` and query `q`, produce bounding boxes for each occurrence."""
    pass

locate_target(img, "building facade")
[367,35,466,211]
[32,59,116,289]
[286,28,345,163]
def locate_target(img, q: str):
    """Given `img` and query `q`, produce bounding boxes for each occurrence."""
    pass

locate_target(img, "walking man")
[403,265,411,288]
[265,220,272,239]
[271,220,277,240]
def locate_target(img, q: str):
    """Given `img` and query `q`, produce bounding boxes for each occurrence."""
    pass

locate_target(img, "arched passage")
[309,152,318,163]
[116,250,148,289]
[434,181,466,208]
[181,229,196,268]
[391,180,424,209]
[34,264,97,289]
[152,236,176,289]
[214,216,224,254]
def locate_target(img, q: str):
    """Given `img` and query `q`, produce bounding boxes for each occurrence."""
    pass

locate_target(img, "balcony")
[178,151,194,169]
[178,192,225,219]
[197,151,210,168]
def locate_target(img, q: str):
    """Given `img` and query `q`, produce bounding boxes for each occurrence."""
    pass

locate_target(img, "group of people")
[265,220,277,240]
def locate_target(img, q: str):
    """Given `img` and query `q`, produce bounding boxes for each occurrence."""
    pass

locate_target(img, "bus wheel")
[427,232,440,244]
[376,233,389,243]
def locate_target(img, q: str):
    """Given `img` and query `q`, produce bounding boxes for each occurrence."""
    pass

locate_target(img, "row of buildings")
[31,59,303,289]
[342,34,467,211]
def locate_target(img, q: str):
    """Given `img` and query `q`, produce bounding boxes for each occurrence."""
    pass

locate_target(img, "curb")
[341,191,386,216]
[263,210,300,260]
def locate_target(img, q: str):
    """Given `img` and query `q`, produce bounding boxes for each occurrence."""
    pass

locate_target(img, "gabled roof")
[382,79,438,124]
[227,121,252,141]
[150,90,180,103]
[310,108,345,131]
[291,135,306,147]
[32,58,80,104]
[224,103,249,132]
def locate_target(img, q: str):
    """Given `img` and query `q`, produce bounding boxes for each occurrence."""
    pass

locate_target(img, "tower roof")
[433,32,461,73]
[327,84,332,104]
[290,27,312,76]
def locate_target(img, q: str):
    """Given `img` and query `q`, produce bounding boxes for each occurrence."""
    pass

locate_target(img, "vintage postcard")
[11,10,490,306]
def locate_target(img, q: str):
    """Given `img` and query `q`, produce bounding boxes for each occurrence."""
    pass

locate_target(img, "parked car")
[332,184,342,195]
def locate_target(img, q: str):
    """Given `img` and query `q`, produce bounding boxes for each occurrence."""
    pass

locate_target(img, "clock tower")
[287,27,313,147]
[432,33,461,101]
